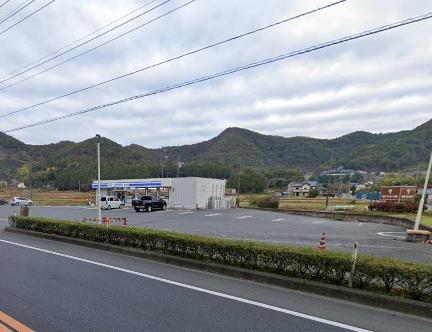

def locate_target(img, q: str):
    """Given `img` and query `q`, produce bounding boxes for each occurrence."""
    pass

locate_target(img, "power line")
[0,0,348,118]
[0,0,36,25]
[0,0,176,87]
[0,1,12,10]
[0,0,157,80]
[0,0,54,36]
[4,11,432,133]
[0,0,197,92]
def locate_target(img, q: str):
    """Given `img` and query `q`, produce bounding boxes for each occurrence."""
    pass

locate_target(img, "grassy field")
[0,188,92,206]
[240,194,432,227]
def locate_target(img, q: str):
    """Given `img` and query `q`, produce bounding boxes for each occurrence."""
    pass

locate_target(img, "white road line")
[236,216,252,220]
[272,218,285,222]
[178,211,194,215]
[313,221,323,224]
[205,213,221,217]
[0,239,371,332]
[377,232,406,239]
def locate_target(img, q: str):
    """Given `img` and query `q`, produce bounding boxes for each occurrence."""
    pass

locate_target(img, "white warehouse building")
[91,177,229,210]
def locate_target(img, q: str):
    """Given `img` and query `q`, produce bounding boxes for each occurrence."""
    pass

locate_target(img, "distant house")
[287,181,317,197]
[0,181,7,188]
[17,182,26,188]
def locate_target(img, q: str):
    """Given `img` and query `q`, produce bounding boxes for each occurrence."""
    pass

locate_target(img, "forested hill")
[0,119,431,189]
[163,119,432,170]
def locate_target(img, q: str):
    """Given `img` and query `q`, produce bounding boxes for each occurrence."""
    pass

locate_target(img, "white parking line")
[236,216,252,220]
[377,232,406,239]
[0,239,371,332]
[205,213,221,217]
[178,211,194,215]
[272,218,285,222]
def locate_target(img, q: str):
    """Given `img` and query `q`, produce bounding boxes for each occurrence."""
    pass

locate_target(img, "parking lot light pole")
[96,134,102,224]
[414,151,432,231]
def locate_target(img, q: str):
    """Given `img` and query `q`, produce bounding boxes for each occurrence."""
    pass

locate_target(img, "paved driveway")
[1,205,431,263]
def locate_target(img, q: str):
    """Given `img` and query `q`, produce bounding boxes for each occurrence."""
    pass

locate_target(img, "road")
[1,205,431,262]
[0,219,430,331]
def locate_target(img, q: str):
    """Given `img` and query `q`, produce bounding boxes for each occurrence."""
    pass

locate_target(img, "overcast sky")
[0,0,431,147]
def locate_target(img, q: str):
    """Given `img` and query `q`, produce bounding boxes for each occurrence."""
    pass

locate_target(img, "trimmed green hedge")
[253,196,280,209]
[8,216,432,302]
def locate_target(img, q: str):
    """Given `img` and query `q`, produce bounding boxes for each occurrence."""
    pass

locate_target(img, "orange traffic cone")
[319,232,326,251]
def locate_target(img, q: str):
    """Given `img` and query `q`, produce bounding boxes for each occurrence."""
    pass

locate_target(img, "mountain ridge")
[0,119,431,188]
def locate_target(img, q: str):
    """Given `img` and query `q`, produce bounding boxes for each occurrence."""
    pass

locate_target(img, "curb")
[5,227,432,319]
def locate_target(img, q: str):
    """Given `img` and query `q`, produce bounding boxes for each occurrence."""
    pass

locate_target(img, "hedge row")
[9,216,432,302]
[252,196,280,209]
[369,201,424,213]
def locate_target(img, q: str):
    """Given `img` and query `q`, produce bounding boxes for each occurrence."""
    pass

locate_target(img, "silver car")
[10,197,33,206]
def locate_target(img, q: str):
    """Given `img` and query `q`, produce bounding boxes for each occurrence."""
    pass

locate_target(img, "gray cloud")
[0,0,431,148]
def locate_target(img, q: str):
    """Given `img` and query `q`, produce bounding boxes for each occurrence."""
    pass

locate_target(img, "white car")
[10,197,33,206]
[100,196,123,210]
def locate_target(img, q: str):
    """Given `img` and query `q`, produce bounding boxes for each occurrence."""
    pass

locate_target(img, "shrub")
[308,189,319,198]
[368,201,423,213]
[8,216,432,303]
[256,196,279,209]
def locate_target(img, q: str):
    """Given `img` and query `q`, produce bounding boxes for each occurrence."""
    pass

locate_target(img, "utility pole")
[414,151,432,231]
[29,162,33,201]
[176,154,181,178]
[237,164,242,206]
[96,134,102,224]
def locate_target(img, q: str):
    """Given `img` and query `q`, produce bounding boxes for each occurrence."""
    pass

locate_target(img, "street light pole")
[96,134,102,224]
[414,151,432,231]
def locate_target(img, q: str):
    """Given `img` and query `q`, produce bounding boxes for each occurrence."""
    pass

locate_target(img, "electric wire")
[0,0,197,91]
[0,0,348,118]
[0,0,176,87]
[0,0,12,10]
[0,0,54,36]
[4,10,431,133]
[0,0,157,80]
[0,0,36,25]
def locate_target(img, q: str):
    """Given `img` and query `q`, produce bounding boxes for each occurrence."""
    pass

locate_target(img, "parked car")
[0,197,8,205]
[132,196,167,212]
[100,196,123,210]
[10,197,33,206]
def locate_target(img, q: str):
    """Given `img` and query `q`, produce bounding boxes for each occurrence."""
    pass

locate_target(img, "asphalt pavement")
[0,205,431,262]
[0,222,430,332]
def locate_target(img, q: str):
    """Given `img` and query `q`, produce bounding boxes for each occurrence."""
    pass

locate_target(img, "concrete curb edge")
[5,227,432,319]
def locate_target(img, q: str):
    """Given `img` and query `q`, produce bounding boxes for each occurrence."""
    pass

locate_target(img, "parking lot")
[0,205,431,263]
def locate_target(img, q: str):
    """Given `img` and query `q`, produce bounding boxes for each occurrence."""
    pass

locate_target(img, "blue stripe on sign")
[91,181,162,189]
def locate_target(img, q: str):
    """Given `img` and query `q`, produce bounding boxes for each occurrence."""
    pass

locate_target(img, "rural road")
[0,221,430,332]
[1,206,431,262]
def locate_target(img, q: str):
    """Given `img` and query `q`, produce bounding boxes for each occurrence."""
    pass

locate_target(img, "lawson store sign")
[91,181,162,189]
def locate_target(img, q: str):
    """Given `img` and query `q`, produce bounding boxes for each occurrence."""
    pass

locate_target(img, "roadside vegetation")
[8,216,432,303]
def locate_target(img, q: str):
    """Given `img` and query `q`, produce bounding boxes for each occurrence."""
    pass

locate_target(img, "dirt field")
[0,188,92,206]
